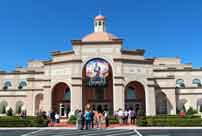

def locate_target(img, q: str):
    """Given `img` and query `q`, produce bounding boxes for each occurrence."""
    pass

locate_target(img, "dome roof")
[82,32,118,42]
[95,15,105,20]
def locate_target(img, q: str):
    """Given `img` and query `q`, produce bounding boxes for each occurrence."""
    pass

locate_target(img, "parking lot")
[0,128,202,136]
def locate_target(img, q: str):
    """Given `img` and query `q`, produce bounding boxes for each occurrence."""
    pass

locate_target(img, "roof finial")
[98,9,102,16]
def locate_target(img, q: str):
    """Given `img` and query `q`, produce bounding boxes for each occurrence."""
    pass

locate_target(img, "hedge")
[0,116,49,127]
[136,115,202,126]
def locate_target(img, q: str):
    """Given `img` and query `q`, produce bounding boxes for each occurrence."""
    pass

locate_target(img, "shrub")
[6,108,13,116]
[68,115,77,124]
[186,107,197,115]
[109,116,119,124]
[0,116,48,127]
[136,115,202,126]
[136,116,147,126]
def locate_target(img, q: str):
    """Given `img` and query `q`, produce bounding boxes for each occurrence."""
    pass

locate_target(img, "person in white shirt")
[55,113,60,123]
[118,109,124,125]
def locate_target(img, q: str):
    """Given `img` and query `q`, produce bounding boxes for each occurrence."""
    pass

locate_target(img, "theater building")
[1,14,202,117]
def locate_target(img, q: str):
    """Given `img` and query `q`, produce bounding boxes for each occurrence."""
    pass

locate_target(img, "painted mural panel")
[86,59,109,87]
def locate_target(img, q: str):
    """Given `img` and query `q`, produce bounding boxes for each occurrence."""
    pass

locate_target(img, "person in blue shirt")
[85,110,91,130]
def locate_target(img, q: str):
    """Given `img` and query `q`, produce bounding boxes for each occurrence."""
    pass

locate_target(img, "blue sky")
[0,0,202,71]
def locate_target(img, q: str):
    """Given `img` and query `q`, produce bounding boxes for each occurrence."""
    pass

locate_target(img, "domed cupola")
[82,14,119,42]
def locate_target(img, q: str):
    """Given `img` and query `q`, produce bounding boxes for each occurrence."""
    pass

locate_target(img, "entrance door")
[52,82,71,117]
[125,81,145,115]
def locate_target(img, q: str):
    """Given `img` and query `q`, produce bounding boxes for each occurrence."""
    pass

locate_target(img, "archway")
[0,101,8,114]
[16,101,24,114]
[52,82,71,117]
[82,58,113,112]
[156,92,167,114]
[125,81,145,116]
[35,93,43,114]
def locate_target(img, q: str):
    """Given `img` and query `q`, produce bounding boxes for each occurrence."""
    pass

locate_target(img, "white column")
[165,90,176,115]
[43,87,52,114]
[113,84,124,112]
[145,86,156,116]
[71,85,82,114]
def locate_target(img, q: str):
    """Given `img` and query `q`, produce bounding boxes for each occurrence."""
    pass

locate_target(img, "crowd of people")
[115,108,137,125]
[50,112,60,123]
[48,105,139,128]
[75,106,109,130]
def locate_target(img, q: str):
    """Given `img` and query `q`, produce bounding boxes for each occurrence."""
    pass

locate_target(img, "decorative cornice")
[71,39,123,45]
[153,68,202,72]
[0,95,26,97]
[0,71,44,75]
[44,59,82,65]
[51,51,74,56]
[113,58,153,64]
[121,49,145,56]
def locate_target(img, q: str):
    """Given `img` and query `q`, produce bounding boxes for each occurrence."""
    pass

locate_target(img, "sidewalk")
[48,122,136,129]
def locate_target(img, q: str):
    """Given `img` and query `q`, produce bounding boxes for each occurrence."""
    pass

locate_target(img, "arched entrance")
[82,58,113,112]
[125,81,145,115]
[52,82,71,117]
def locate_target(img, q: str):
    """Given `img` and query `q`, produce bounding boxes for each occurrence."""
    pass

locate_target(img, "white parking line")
[21,129,43,136]
[134,129,143,136]
[83,129,131,136]
[106,131,136,136]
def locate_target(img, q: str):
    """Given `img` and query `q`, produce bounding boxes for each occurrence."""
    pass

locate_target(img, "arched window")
[15,101,24,114]
[0,101,8,114]
[192,79,201,87]
[197,98,202,113]
[18,81,27,90]
[156,92,167,114]
[126,87,137,100]
[64,89,71,101]
[3,81,12,90]
[176,79,185,88]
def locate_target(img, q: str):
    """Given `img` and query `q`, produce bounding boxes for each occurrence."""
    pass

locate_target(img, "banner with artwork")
[86,59,109,87]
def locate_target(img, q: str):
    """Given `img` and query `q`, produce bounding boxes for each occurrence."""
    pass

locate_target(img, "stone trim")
[114,83,124,86]
[51,50,74,56]
[71,39,123,45]
[71,84,82,86]
[0,89,43,91]
[114,76,125,79]
[43,86,51,88]
[44,59,82,65]
[0,71,44,75]
[148,85,202,90]
[72,77,82,80]
[121,49,145,56]
[147,76,175,80]
[176,87,202,89]
[114,58,153,64]
[27,78,51,82]
[176,93,202,95]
